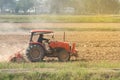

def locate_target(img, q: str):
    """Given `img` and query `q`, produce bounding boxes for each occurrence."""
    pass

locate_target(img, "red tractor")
[26,30,78,62]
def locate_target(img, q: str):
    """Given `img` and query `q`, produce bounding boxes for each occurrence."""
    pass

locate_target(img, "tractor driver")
[37,34,49,43]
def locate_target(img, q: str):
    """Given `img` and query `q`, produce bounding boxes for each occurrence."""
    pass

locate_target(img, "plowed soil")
[0,23,120,62]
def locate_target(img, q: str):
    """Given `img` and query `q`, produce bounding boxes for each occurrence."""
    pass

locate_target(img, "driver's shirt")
[37,37,48,43]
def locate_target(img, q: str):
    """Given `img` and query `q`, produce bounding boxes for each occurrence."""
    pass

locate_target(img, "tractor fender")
[49,41,71,52]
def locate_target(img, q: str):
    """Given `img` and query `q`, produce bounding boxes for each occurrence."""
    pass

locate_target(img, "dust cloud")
[0,23,28,34]
[0,38,27,62]
[0,22,54,62]
[0,25,28,62]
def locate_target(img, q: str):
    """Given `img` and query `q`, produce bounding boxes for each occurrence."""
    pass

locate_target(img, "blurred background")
[0,0,119,15]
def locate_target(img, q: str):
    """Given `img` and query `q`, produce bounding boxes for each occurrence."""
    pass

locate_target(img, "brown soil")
[0,23,120,62]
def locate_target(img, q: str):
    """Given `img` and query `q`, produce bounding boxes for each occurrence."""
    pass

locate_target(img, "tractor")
[26,30,78,62]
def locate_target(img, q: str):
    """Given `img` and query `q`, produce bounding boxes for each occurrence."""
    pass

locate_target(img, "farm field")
[1,30,120,61]
[0,22,120,79]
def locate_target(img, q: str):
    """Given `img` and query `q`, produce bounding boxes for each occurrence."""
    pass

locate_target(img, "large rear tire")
[26,44,45,62]
[57,48,70,62]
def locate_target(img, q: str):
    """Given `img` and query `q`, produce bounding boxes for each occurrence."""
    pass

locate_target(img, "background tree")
[48,0,65,14]
[18,0,34,13]
[0,0,16,13]
[0,0,119,15]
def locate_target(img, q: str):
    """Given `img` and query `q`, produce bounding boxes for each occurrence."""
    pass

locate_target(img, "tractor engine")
[49,41,71,52]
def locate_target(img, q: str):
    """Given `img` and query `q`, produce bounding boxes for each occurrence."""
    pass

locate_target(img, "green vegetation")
[0,71,120,80]
[0,61,120,80]
[0,15,120,23]
[1,61,120,69]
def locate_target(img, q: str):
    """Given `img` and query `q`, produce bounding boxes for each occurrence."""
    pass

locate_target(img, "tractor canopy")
[31,30,53,35]
[30,30,53,42]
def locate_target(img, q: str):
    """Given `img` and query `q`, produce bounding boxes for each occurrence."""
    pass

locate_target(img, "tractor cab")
[29,30,54,43]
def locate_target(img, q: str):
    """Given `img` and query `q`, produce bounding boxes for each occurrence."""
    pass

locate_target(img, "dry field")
[0,23,120,62]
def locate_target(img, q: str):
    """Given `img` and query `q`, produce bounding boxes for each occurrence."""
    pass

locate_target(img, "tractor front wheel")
[57,49,70,62]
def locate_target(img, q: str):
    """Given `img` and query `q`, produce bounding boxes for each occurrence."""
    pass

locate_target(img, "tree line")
[0,0,120,15]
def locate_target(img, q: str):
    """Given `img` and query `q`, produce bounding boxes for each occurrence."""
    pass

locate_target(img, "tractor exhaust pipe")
[63,32,65,41]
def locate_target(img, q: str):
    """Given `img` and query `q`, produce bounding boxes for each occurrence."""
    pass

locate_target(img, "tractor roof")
[31,30,53,34]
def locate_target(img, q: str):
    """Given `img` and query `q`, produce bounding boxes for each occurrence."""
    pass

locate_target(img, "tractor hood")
[49,41,71,52]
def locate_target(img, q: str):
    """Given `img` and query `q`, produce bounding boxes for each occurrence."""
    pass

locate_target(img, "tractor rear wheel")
[26,44,45,62]
[57,49,70,62]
